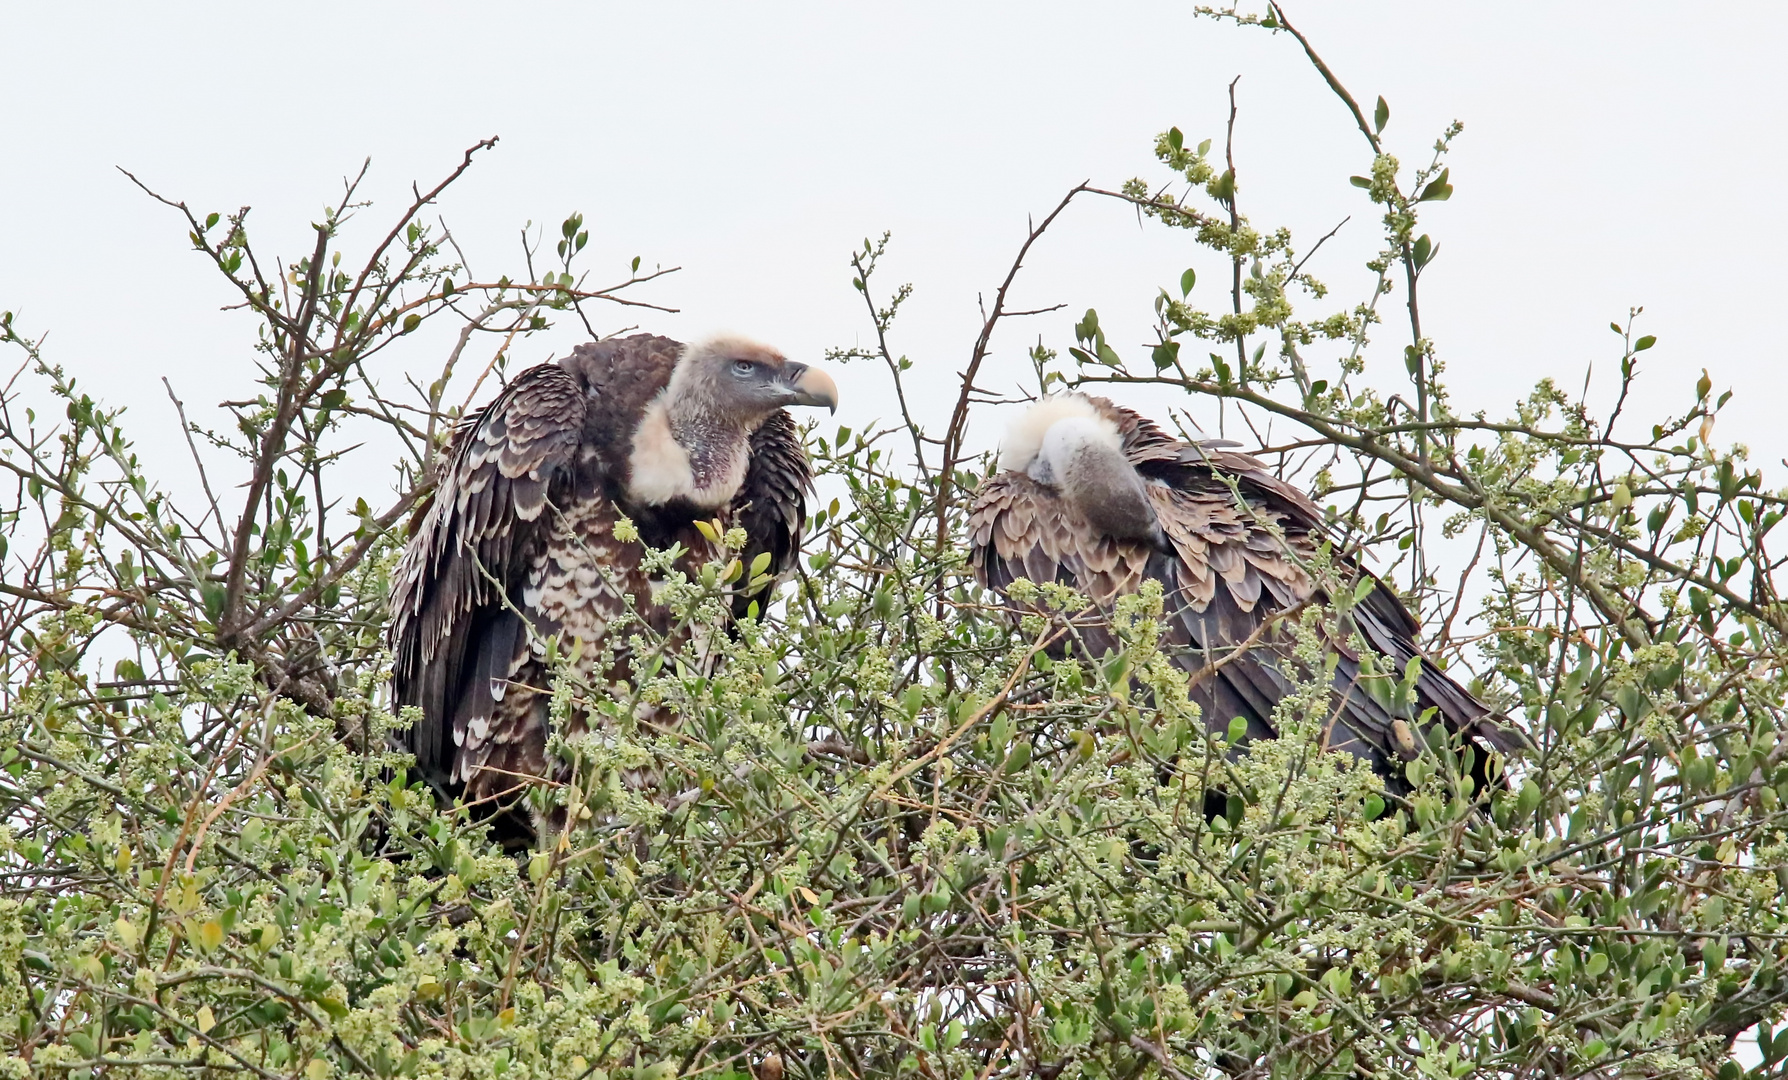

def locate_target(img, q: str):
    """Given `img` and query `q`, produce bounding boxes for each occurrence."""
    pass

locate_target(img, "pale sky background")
[4,2,1786,512]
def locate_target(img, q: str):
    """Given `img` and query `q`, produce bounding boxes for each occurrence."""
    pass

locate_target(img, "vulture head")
[1000,394,1164,547]
[666,334,839,420]
[627,334,839,508]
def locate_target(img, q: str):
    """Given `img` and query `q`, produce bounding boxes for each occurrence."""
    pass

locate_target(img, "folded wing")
[389,364,587,796]
[969,396,1517,790]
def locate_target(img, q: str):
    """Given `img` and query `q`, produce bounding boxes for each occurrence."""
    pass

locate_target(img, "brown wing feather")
[390,363,587,796]
[969,394,1515,792]
[732,409,812,620]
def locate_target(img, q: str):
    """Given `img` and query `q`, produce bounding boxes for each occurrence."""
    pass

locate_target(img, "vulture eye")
[730,359,756,377]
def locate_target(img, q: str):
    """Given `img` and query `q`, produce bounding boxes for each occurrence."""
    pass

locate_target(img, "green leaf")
[1373,95,1389,134]
[1765,1023,1786,1065]
[1353,577,1376,604]
[1151,341,1180,370]
[1704,936,1727,973]
[1167,127,1183,152]
[1634,334,1657,351]
[402,313,422,334]
[1349,175,1373,189]
[1179,267,1197,297]
[1226,716,1248,744]
[1411,234,1434,269]
[1212,169,1236,204]
[1516,778,1542,818]
[1417,168,1453,202]
[1614,683,1651,721]
[1074,308,1101,344]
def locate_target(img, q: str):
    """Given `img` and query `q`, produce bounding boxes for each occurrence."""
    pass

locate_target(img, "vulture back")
[969,394,1519,793]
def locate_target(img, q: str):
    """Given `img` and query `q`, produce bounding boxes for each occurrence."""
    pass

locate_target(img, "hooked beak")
[779,362,839,413]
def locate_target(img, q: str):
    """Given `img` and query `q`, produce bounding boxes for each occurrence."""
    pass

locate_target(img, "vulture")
[390,333,837,844]
[968,393,1519,793]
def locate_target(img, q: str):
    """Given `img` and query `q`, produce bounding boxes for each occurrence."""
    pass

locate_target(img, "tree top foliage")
[3,8,1787,1080]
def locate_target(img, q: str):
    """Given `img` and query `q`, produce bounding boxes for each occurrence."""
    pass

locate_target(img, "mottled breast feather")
[389,334,812,844]
[968,395,1519,793]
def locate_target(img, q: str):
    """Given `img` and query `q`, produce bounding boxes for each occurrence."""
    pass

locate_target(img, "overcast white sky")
[4,2,1786,507]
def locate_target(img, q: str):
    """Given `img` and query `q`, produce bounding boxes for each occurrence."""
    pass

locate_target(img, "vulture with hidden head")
[968,393,1521,795]
[389,334,838,846]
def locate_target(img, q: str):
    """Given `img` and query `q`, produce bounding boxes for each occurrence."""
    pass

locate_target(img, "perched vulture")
[968,393,1519,792]
[390,334,836,843]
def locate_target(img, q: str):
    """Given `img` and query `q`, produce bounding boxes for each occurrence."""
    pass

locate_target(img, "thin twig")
[162,378,227,541]
[934,183,1090,587]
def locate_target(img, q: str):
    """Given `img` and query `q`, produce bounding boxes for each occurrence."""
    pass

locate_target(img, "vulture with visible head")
[968,393,1519,793]
[390,333,838,844]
